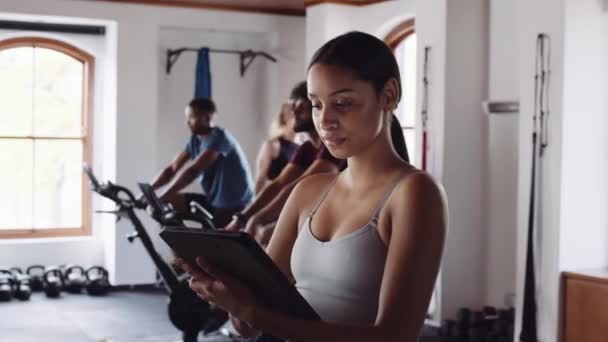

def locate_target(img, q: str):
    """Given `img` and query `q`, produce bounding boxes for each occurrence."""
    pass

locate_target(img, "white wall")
[414,0,447,324]
[0,0,305,285]
[485,0,519,308]
[555,0,608,338]
[440,0,489,318]
[559,0,608,272]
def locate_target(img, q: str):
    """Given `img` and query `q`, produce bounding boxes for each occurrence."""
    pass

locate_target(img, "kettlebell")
[9,268,31,301]
[26,265,45,292]
[63,265,87,294]
[0,269,14,301]
[9,267,23,274]
[43,267,64,298]
[85,266,110,296]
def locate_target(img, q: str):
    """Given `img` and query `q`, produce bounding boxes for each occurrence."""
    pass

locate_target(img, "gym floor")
[0,289,183,342]
[0,288,446,342]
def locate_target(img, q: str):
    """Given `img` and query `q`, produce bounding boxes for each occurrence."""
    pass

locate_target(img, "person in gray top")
[179,31,448,342]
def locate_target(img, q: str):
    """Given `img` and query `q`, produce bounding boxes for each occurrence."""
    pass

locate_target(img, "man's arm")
[246,159,340,230]
[151,151,190,190]
[254,140,274,194]
[161,150,220,197]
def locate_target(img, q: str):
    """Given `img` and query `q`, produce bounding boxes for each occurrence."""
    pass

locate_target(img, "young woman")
[254,103,299,194]
[178,31,447,342]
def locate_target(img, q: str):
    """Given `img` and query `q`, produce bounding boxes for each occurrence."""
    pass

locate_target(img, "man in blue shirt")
[150,97,254,228]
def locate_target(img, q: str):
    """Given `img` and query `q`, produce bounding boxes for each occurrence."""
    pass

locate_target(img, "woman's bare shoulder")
[392,167,448,224]
[266,137,281,158]
[379,164,445,210]
[290,172,338,207]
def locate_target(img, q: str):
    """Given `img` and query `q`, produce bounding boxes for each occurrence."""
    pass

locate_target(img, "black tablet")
[159,227,320,321]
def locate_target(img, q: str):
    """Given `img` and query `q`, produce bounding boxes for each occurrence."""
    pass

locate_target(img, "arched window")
[0,37,93,238]
[385,19,418,166]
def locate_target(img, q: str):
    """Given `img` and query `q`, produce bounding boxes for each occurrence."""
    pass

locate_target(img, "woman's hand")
[174,257,258,324]
[230,314,260,338]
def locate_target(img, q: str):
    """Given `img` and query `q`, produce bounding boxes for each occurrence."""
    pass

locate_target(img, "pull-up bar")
[165,47,277,77]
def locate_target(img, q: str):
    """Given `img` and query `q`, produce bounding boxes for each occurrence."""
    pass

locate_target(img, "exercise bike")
[83,164,223,342]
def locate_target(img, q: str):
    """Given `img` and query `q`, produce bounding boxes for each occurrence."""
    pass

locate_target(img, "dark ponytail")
[309,31,409,162]
[391,114,409,162]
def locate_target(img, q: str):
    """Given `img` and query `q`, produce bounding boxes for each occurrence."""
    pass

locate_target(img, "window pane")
[395,33,417,127]
[0,139,33,229]
[404,129,417,168]
[33,47,83,137]
[33,139,83,229]
[0,47,33,136]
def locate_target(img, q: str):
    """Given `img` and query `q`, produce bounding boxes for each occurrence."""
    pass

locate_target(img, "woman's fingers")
[189,278,217,299]
[185,257,256,321]
[195,256,212,273]
[173,257,194,273]
[174,257,211,280]
[173,257,220,301]
[195,257,233,288]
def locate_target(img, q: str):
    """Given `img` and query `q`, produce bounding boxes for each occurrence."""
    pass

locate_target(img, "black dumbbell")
[441,319,456,337]
[457,308,472,327]
[506,308,515,323]
[506,323,514,341]
[469,325,488,342]
[494,319,509,335]
[483,306,498,319]
[469,310,486,327]
[485,332,500,342]
[456,323,469,340]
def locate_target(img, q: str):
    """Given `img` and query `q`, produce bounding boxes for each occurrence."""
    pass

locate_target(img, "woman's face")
[307,64,387,159]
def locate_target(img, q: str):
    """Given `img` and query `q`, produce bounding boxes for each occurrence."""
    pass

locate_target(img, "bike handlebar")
[84,163,214,229]
[83,163,145,209]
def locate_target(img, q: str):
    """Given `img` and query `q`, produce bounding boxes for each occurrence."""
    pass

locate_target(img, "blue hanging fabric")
[194,48,212,98]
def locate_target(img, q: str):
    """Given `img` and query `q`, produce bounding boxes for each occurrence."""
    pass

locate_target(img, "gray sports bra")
[290,172,406,324]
